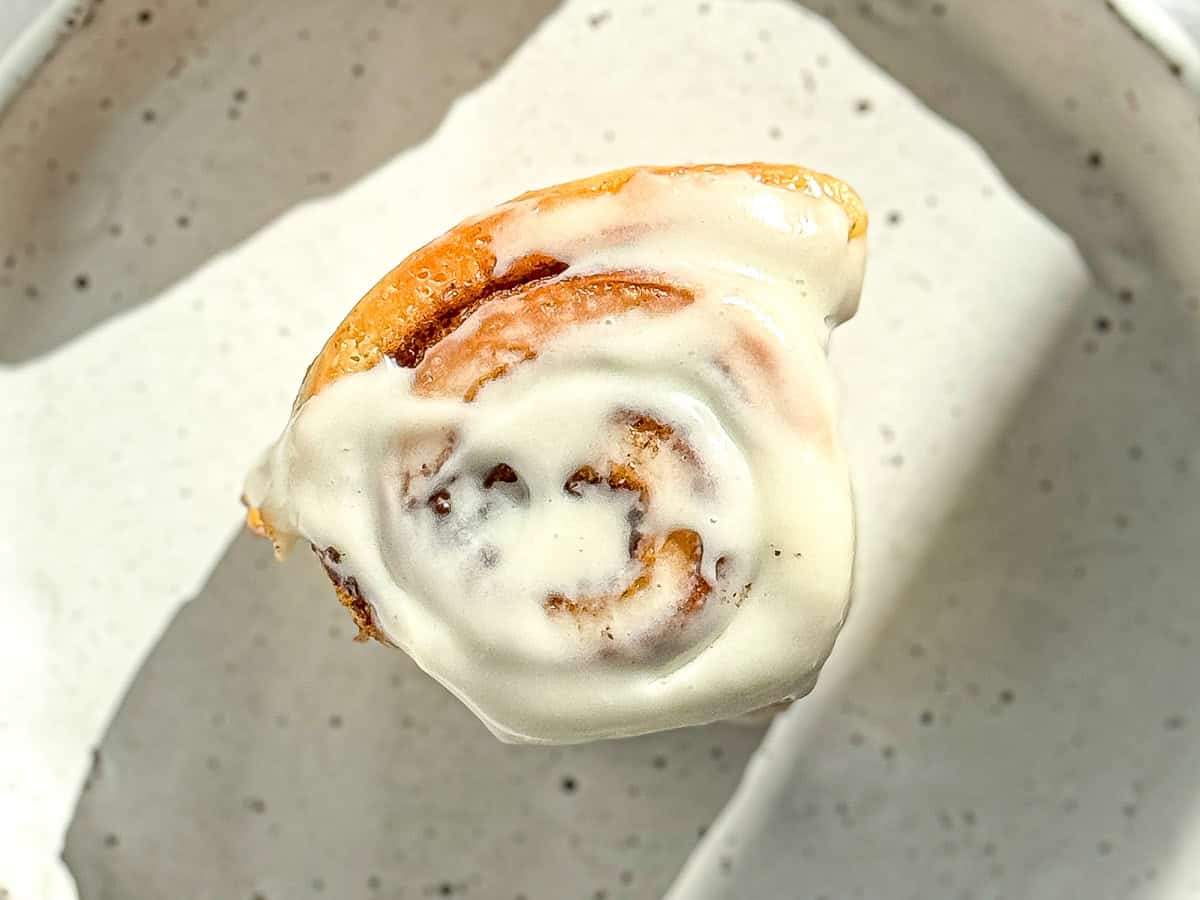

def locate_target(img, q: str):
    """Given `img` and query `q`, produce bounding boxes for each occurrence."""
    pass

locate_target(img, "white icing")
[244,169,866,743]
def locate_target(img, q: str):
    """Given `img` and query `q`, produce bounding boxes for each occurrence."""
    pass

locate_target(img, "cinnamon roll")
[244,163,867,743]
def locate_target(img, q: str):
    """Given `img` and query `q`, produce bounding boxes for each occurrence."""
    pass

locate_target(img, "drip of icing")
[245,169,866,743]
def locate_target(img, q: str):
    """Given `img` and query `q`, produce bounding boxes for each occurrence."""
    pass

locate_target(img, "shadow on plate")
[687,277,1200,898]
[668,3,1200,897]
[0,0,560,362]
[63,530,764,900]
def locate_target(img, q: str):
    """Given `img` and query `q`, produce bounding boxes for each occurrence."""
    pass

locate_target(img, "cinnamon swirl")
[244,163,867,743]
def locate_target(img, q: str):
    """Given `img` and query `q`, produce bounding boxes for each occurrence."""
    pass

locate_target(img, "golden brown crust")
[293,163,866,404]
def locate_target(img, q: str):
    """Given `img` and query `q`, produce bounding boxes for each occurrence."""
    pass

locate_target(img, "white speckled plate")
[1,2,1198,900]
[0,1,90,112]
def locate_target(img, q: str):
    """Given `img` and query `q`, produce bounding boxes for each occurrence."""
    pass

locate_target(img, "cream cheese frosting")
[244,168,866,743]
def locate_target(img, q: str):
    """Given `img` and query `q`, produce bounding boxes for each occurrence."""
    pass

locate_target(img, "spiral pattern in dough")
[245,164,867,743]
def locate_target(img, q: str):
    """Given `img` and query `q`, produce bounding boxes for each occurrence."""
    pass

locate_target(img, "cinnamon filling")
[545,528,710,623]
[482,462,519,488]
[314,545,383,643]
[412,274,694,399]
[352,266,714,643]
[543,413,715,625]
[390,254,568,368]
